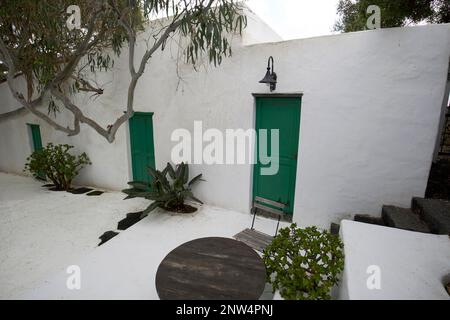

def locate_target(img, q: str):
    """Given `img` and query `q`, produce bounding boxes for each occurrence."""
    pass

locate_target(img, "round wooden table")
[155,237,267,300]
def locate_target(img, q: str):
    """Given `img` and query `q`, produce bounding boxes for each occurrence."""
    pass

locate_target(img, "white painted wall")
[241,7,283,45]
[1,24,450,228]
[338,220,450,300]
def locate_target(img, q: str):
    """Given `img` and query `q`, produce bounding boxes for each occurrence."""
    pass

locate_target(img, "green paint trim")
[252,93,303,98]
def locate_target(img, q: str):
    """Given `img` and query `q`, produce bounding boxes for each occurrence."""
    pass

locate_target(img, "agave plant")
[122,162,203,217]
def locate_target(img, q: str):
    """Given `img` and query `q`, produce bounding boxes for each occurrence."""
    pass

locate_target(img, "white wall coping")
[338,220,450,300]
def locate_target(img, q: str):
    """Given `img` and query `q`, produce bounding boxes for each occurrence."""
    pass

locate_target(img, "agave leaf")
[127,181,149,190]
[154,192,177,202]
[143,192,163,200]
[188,195,203,205]
[181,190,203,204]
[147,166,159,179]
[175,162,183,177]
[125,191,153,198]
[183,163,189,185]
[162,163,176,179]
[122,188,141,195]
[174,164,186,189]
[188,174,203,186]
[156,171,172,192]
[142,201,161,215]
[149,167,171,192]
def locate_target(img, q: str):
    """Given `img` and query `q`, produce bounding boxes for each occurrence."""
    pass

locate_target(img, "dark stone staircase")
[354,198,450,235]
[413,198,450,234]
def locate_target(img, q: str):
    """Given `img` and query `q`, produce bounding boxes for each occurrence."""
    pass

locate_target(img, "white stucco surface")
[241,7,283,45]
[0,172,285,299]
[0,173,149,299]
[1,24,450,228]
[0,180,285,300]
[338,220,450,300]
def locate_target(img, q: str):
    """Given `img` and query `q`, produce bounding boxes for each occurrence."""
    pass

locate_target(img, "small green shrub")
[263,223,344,300]
[24,143,91,190]
[122,162,203,217]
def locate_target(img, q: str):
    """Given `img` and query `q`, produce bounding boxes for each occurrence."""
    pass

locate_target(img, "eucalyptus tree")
[335,0,450,32]
[0,0,246,142]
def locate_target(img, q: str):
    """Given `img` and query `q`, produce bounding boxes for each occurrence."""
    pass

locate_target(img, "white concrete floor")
[0,172,285,299]
[0,172,148,299]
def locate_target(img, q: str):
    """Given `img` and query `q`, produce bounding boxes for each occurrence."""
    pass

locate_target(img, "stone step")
[354,214,385,226]
[412,198,450,235]
[381,205,431,233]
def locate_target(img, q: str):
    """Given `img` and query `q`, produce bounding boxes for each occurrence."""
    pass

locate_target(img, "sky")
[246,0,341,40]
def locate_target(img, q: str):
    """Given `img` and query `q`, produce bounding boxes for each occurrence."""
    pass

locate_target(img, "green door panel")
[28,124,43,151]
[129,112,156,185]
[27,123,45,179]
[253,97,301,215]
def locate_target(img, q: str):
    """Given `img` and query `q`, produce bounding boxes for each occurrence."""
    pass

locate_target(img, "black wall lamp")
[259,56,277,92]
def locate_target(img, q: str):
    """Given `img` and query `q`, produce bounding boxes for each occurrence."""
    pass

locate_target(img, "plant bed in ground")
[42,183,103,196]
[98,231,119,246]
[118,212,144,230]
[161,204,198,214]
[25,143,91,191]
[48,187,67,192]
[86,190,104,196]
[42,184,55,188]
[123,162,203,218]
[68,187,93,194]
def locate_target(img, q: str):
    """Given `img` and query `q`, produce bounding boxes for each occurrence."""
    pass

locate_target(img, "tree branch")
[0,34,79,135]
[70,75,104,95]
[0,0,224,143]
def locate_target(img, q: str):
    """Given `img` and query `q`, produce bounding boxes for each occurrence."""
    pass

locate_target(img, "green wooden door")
[253,97,301,215]
[28,124,43,151]
[129,112,156,185]
[28,123,45,179]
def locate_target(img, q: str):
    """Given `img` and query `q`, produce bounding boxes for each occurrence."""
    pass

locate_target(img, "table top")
[155,237,267,300]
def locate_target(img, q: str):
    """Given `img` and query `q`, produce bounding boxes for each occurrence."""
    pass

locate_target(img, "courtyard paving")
[0,172,283,299]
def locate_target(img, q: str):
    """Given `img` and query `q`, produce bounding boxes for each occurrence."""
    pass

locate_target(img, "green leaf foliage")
[263,224,345,300]
[122,162,204,216]
[0,1,246,110]
[24,143,91,190]
[334,0,450,32]
[0,0,131,100]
